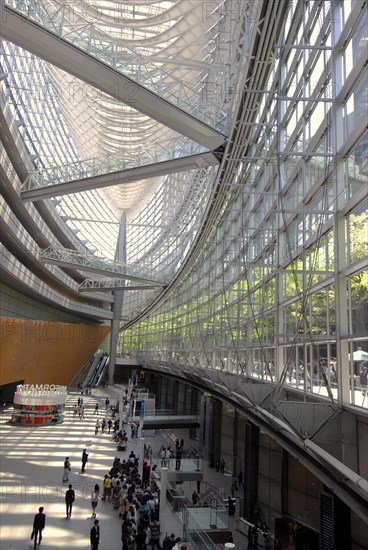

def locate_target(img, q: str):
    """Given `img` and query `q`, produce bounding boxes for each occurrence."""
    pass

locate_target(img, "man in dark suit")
[32,506,46,548]
[65,483,75,518]
[81,449,89,473]
[90,519,100,550]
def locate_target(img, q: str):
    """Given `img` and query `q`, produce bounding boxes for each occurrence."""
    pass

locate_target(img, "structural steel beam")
[21,152,219,201]
[78,279,162,292]
[1,5,226,150]
[40,247,167,286]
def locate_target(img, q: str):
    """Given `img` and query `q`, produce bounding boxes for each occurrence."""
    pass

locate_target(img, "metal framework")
[118,0,368,414]
[40,246,167,286]
[21,140,219,200]
[2,0,234,147]
[78,279,161,292]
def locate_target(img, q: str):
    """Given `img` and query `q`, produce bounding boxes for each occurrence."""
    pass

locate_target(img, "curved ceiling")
[1,0,245,259]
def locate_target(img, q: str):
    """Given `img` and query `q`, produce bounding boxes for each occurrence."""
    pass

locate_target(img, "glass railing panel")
[153,457,202,473]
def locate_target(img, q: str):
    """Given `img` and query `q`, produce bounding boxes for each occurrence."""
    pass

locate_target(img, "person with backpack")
[139,500,150,526]
[62,457,71,482]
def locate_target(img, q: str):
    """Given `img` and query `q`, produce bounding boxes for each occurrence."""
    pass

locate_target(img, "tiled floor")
[0,386,248,550]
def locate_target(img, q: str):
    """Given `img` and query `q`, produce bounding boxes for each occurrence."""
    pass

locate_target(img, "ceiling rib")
[1,5,227,150]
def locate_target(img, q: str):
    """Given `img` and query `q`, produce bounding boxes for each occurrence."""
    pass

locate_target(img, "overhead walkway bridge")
[21,141,219,201]
[40,247,167,287]
[131,413,200,430]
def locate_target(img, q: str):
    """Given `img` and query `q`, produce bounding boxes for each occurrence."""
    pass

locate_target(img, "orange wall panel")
[0,318,110,386]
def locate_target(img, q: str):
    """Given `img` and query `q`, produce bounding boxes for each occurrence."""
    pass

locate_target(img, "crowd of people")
[29,380,259,549]
[89,428,186,549]
[46,385,185,550]
[159,437,185,471]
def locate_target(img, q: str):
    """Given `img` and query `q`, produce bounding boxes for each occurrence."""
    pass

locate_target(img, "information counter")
[11,384,66,426]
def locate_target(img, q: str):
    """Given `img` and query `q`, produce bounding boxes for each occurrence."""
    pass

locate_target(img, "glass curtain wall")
[121,0,368,409]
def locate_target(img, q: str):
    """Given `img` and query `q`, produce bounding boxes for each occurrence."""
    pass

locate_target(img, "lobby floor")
[0,385,249,550]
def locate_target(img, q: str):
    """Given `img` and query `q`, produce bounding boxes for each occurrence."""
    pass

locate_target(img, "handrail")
[22,139,210,191]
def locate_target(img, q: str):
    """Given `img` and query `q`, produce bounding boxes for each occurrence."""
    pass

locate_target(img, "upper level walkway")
[131,413,200,430]
[21,143,219,201]
[40,247,167,287]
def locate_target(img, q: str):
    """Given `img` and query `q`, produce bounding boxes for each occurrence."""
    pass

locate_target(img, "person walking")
[91,484,100,518]
[95,419,100,435]
[94,402,99,415]
[238,470,244,487]
[149,516,160,550]
[65,484,75,518]
[192,490,199,505]
[90,518,100,550]
[81,449,89,473]
[102,474,112,502]
[63,457,71,482]
[175,447,182,470]
[160,447,167,467]
[231,478,238,497]
[32,506,46,549]
[360,363,368,395]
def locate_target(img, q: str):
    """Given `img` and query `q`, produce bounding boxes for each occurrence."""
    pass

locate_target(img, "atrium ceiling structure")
[1,0,246,318]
